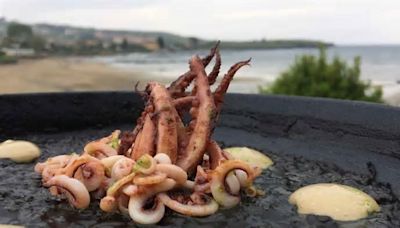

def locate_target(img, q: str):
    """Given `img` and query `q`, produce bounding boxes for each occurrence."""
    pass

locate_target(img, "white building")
[1,47,35,57]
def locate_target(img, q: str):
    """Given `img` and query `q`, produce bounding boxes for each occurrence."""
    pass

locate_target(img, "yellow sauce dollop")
[289,183,380,221]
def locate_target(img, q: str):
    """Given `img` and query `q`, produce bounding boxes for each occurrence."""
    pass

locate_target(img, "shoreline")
[1,57,400,106]
[0,57,169,94]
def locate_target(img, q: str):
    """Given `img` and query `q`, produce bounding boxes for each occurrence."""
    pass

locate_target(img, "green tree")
[31,36,46,52]
[157,36,165,49]
[6,22,33,47]
[259,48,382,103]
[121,38,129,50]
[0,50,17,64]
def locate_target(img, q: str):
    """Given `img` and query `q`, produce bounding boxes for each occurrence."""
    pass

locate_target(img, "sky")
[0,0,399,45]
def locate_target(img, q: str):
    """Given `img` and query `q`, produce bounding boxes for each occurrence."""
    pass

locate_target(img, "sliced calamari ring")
[159,192,219,217]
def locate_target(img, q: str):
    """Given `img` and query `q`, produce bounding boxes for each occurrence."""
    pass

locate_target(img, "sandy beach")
[1,57,400,106]
[0,57,168,94]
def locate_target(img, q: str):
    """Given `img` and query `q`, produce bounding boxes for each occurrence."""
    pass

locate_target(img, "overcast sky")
[0,0,398,45]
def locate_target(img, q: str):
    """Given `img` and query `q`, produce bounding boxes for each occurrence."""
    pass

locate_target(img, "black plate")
[1,92,400,227]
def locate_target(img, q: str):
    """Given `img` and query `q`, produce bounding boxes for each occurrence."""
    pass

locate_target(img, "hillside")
[0,18,333,53]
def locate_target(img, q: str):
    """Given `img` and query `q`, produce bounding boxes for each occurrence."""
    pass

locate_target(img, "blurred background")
[0,0,399,105]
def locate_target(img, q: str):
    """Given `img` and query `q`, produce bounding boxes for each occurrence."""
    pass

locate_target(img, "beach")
[0,57,168,94]
[1,56,400,106]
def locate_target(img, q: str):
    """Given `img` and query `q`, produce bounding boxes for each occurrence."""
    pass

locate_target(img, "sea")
[93,45,400,98]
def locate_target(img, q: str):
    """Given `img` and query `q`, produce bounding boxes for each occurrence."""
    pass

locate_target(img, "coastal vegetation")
[0,50,17,64]
[0,18,332,58]
[259,48,383,103]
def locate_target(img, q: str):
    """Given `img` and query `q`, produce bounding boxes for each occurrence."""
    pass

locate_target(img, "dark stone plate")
[1,92,399,227]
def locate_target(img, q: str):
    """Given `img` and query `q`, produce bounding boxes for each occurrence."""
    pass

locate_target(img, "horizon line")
[2,17,400,46]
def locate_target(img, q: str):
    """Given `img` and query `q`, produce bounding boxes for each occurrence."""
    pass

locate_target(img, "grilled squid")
[122,184,139,196]
[117,194,130,215]
[100,155,125,177]
[159,192,219,217]
[154,153,172,164]
[41,165,59,183]
[73,160,105,191]
[34,44,266,225]
[44,175,90,209]
[84,141,117,159]
[155,163,187,185]
[133,172,167,186]
[61,155,98,177]
[100,196,117,212]
[210,160,256,208]
[135,154,157,175]
[111,157,135,180]
[35,154,76,174]
[100,172,137,212]
[128,178,176,224]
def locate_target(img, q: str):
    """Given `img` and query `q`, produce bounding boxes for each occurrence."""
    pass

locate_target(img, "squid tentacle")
[168,41,220,98]
[214,59,251,119]
[147,82,178,163]
[131,114,156,160]
[176,56,216,174]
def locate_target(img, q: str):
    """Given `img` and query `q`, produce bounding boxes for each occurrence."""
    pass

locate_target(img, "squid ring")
[234,169,249,187]
[128,194,165,225]
[117,194,130,215]
[135,154,156,175]
[73,160,105,192]
[133,172,167,186]
[155,164,187,184]
[61,155,98,177]
[210,160,255,208]
[107,172,136,197]
[128,178,176,224]
[153,153,172,164]
[122,184,139,196]
[100,196,117,212]
[111,157,135,181]
[101,155,126,177]
[41,166,59,183]
[35,154,75,174]
[44,175,90,209]
[183,180,195,190]
[158,193,219,217]
[225,171,240,195]
[84,141,117,158]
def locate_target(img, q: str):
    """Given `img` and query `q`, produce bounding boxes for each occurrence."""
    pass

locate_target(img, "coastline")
[1,57,400,106]
[0,57,169,94]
